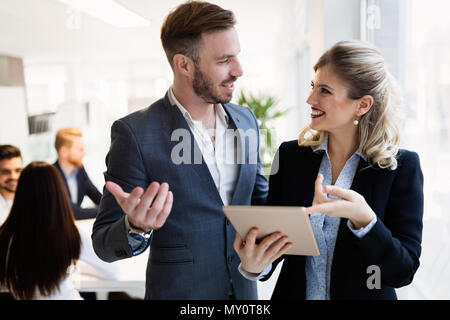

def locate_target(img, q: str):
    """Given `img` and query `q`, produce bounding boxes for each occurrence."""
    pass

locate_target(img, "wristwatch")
[125,216,152,240]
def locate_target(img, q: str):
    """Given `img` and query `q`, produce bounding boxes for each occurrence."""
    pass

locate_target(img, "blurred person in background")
[54,128,102,220]
[54,129,126,299]
[0,145,23,226]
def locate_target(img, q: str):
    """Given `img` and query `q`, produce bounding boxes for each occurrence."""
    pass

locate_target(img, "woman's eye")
[321,88,331,94]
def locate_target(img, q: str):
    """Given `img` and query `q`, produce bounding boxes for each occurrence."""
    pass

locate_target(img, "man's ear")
[58,145,68,159]
[357,95,374,116]
[173,54,195,78]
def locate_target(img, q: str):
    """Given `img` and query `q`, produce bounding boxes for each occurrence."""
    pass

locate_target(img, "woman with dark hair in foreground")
[0,161,82,300]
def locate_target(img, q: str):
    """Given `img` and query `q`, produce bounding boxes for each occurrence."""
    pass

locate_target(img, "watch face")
[129,232,145,242]
[129,228,151,239]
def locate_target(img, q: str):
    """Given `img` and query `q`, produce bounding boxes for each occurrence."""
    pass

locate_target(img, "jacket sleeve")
[70,169,101,220]
[354,151,424,288]
[83,168,102,205]
[91,119,151,262]
[72,204,98,220]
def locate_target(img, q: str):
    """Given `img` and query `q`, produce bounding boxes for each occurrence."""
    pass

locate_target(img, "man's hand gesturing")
[106,181,173,233]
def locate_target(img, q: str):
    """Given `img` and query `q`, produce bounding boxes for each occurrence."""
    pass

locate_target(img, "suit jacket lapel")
[330,157,375,297]
[333,158,375,252]
[54,161,73,203]
[334,158,376,239]
[350,159,374,204]
[305,149,325,205]
[76,167,85,205]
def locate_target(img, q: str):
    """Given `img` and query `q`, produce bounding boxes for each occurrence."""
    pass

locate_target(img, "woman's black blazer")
[263,140,424,300]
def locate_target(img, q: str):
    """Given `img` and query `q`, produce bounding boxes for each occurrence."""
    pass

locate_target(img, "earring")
[353,119,359,125]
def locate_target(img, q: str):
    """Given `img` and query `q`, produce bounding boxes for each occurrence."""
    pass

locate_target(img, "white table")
[74,219,149,300]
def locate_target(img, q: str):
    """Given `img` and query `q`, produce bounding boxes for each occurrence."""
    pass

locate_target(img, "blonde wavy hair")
[298,41,404,170]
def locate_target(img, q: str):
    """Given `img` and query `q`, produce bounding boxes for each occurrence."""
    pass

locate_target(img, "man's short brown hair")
[54,128,83,152]
[160,1,236,69]
[0,145,22,162]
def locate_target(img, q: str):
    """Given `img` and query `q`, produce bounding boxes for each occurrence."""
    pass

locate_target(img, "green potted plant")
[237,90,288,175]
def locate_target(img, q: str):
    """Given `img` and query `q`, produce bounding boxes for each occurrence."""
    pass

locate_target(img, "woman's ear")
[173,54,195,78]
[357,95,374,116]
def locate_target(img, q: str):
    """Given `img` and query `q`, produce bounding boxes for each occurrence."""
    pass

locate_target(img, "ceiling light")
[57,0,150,28]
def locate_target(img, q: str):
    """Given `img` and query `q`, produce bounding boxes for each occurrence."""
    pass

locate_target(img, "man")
[92,1,268,300]
[0,145,23,226]
[54,128,102,220]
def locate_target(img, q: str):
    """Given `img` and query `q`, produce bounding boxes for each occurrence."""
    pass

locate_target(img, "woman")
[0,161,82,300]
[234,41,424,300]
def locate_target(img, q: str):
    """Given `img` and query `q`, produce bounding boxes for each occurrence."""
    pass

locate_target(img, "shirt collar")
[314,133,367,161]
[60,166,79,179]
[0,193,10,204]
[314,133,329,154]
[355,149,367,161]
[168,87,229,126]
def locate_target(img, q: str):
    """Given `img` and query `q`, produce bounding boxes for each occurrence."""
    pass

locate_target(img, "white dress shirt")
[60,166,79,204]
[168,87,239,206]
[0,193,13,226]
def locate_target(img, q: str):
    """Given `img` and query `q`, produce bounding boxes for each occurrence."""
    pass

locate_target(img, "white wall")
[0,86,31,163]
[323,0,361,48]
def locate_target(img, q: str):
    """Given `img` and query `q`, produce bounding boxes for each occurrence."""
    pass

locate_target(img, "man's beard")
[0,180,18,193]
[68,158,83,168]
[193,66,236,105]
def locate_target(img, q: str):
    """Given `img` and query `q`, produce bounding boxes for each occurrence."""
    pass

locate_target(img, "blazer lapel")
[330,158,376,297]
[334,158,376,241]
[349,159,374,204]
[305,149,325,205]
[54,161,73,203]
[76,167,85,205]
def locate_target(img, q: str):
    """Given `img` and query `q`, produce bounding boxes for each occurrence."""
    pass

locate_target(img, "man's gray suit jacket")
[92,91,268,299]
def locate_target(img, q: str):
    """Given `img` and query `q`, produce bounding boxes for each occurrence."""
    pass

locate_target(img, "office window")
[24,64,67,116]
[362,0,450,299]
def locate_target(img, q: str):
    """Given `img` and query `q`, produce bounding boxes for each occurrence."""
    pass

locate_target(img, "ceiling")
[0,0,291,63]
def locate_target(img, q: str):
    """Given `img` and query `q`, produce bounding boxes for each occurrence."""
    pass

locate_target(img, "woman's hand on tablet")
[233,227,292,274]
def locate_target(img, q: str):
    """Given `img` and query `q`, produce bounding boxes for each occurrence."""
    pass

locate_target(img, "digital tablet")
[222,206,320,256]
